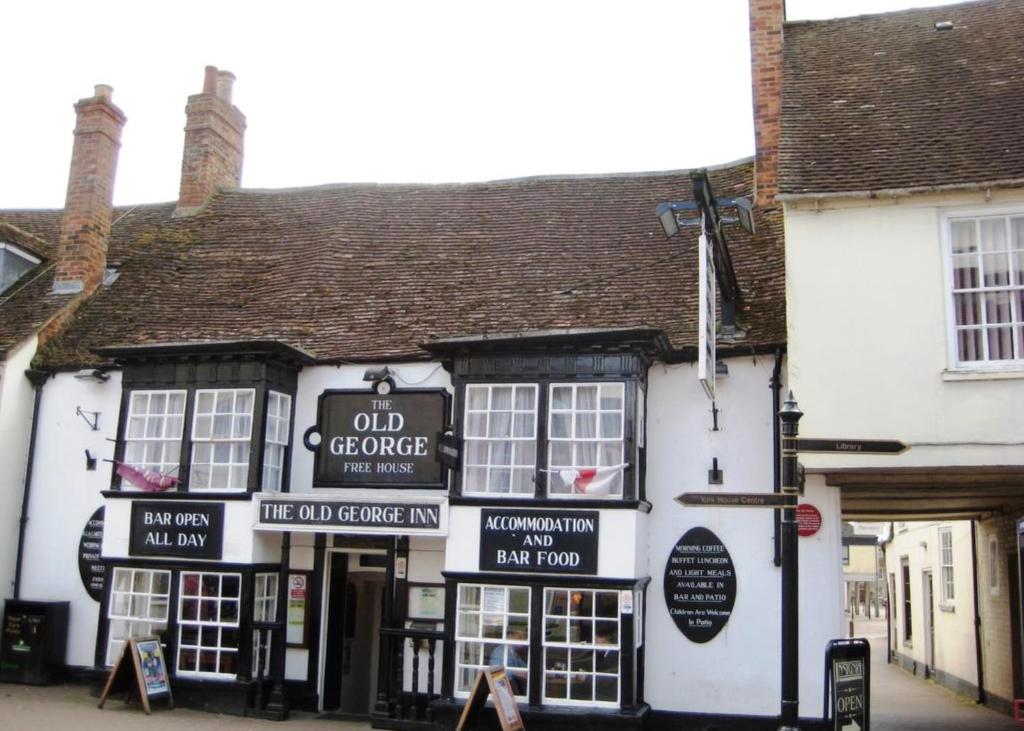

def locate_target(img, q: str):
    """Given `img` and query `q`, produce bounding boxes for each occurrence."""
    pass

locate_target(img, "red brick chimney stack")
[749,0,785,208]
[175,65,246,216]
[54,84,126,294]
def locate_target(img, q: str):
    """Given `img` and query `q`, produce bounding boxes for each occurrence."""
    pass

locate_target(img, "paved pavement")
[854,616,1020,730]
[1,623,1022,730]
[0,681,370,730]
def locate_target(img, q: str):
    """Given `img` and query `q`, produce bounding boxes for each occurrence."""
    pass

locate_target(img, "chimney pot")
[215,71,236,103]
[94,84,113,100]
[202,65,219,94]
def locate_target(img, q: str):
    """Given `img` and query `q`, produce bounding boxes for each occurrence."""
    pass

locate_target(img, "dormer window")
[0,242,40,294]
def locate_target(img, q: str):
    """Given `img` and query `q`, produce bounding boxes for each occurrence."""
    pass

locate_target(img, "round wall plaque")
[663,526,737,643]
[797,503,823,537]
[78,506,106,602]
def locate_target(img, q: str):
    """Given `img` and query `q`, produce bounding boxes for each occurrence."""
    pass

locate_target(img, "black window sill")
[102,490,255,501]
[448,496,652,512]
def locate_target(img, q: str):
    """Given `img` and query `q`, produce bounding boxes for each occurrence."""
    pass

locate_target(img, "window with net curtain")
[948,213,1024,365]
[462,382,626,498]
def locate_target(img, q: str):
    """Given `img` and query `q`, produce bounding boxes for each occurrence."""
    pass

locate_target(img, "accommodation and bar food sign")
[305,390,448,488]
[480,509,599,574]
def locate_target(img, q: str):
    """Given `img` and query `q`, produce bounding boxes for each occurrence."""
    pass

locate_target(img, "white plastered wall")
[19,370,123,667]
[643,357,843,717]
[0,336,38,605]
[784,189,1024,473]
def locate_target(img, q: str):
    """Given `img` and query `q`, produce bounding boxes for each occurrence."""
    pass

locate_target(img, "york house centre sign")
[304,389,449,488]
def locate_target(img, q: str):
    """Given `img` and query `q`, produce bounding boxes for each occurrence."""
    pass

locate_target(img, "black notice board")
[663,526,737,643]
[78,506,107,602]
[824,638,869,731]
[98,636,173,714]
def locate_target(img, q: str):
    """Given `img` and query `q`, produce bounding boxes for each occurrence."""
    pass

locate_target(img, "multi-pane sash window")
[463,385,538,496]
[948,214,1024,365]
[548,383,624,498]
[106,568,171,665]
[455,585,530,698]
[939,528,955,606]
[262,392,292,491]
[122,391,187,489]
[253,573,279,677]
[177,572,241,677]
[542,588,620,706]
[191,389,255,490]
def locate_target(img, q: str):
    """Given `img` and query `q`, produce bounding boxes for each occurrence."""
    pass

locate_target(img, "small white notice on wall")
[620,590,633,614]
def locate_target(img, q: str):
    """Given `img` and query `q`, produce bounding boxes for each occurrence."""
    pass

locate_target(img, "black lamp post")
[779,392,804,731]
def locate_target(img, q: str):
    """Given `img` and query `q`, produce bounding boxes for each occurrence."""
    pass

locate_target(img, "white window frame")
[988,537,1001,595]
[0,242,40,294]
[939,527,955,607]
[454,584,531,700]
[462,384,538,497]
[253,573,279,676]
[541,587,620,707]
[106,567,171,666]
[121,390,187,490]
[942,208,1024,371]
[177,571,242,679]
[261,391,292,491]
[190,388,255,491]
[547,382,625,499]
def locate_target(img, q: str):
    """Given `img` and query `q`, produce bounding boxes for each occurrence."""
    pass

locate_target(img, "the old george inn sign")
[304,389,449,488]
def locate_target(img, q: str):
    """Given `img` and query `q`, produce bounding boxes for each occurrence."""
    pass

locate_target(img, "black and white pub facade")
[11,165,844,730]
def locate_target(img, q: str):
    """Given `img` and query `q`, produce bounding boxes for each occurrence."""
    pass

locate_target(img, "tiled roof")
[780,0,1024,196]
[1,160,786,369]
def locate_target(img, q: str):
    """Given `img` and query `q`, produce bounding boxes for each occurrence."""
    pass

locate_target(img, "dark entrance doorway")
[321,550,387,716]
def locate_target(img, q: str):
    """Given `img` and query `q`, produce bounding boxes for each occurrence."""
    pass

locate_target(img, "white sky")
[1,0,970,208]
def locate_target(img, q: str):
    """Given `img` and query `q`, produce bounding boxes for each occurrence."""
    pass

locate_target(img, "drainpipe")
[971,520,986,704]
[14,369,50,598]
[770,348,783,566]
[883,523,893,664]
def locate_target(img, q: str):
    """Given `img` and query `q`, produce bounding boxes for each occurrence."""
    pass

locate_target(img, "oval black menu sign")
[664,526,736,643]
[78,507,106,602]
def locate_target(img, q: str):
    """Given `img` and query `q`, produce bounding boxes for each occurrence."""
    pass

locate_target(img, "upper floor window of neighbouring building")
[0,242,40,294]
[945,212,1024,368]
[939,526,955,607]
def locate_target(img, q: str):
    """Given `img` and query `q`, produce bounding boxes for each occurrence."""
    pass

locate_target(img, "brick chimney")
[53,84,126,294]
[749,0,784,208]
[176,65,246,215]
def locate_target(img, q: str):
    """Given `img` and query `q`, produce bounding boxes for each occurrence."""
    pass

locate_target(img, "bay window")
[116,387,294,493]
[946,211,1024,367]
[458,379,637,501]
[452,579,640,709]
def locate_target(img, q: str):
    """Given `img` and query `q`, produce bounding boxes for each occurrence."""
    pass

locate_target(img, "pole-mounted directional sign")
[795,438,908,455]
[675,492,788,509]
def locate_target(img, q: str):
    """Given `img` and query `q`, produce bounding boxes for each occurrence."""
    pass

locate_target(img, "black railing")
[374,626,447,729]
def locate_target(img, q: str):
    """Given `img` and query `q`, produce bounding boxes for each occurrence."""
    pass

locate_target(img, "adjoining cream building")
[771,0,1024,715]
[883,521,981,698]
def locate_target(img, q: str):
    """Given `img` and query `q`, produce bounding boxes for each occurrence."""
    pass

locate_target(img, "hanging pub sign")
[78,507,106,601]
[479,509,599,574]
[129,502,224,560]
[664,526,737,643]
[303,389,449,488]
